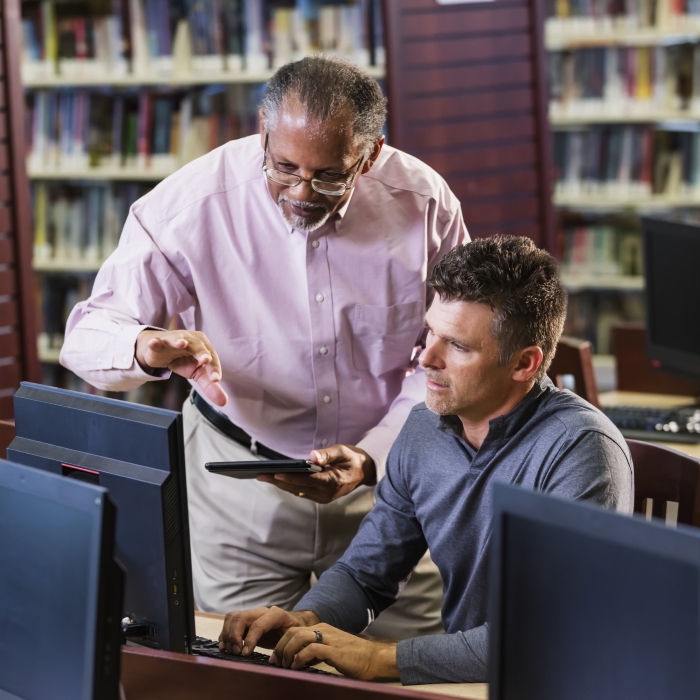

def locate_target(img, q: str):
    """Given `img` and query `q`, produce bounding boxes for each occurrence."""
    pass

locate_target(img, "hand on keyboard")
[218,606,320,656]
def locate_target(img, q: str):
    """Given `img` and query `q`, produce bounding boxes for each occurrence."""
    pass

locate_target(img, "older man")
[60,56,467,638]
[218,236,634,684]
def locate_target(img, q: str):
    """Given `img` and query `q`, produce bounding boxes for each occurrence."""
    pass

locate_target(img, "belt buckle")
[250,439,258,456]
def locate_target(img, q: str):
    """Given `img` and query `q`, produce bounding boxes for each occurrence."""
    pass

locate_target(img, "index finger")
[242,607,293,654]
[219,608,268,654]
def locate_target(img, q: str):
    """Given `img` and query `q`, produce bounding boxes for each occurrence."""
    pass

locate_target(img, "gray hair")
[260,55,387,153]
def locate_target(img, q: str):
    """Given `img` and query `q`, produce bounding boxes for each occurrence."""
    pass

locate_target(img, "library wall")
[383,0,555,250]
[0,0,40,419]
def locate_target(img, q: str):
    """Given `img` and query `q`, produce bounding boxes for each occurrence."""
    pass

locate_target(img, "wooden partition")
[120,646,466,700]
[383,0,555,251]
[0,0,40,418]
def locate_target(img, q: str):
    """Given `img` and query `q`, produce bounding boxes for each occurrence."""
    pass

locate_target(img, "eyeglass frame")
[262,134,365,197]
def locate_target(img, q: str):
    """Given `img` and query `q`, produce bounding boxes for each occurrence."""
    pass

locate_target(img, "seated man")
[218,235,634,684]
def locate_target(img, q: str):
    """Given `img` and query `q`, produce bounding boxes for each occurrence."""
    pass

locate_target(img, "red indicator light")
[61,463,100,476]
[651,359,661,368]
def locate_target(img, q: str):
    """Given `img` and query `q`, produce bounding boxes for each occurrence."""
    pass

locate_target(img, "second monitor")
[8,382,196,652]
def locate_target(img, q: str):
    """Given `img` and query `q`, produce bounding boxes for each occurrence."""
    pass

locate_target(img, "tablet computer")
[205,460,323,479]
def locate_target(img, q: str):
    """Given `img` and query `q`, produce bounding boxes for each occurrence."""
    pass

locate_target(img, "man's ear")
[259,109,266,146]
[511,346,544,383]
[361,135,385,175]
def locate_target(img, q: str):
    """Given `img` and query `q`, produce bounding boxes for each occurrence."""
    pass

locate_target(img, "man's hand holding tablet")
[256,444,378,503]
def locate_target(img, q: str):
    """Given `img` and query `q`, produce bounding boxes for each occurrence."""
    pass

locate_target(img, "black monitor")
[489,484,700,700]
[8,382,196,653]
[642,216,700,383]
[0,458,123,700]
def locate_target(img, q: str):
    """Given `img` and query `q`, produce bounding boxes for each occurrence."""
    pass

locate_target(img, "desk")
[599,391,700,459]
[194,612,487,700]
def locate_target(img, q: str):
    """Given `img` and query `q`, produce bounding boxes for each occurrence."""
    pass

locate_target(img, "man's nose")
[288,177,315,199]
[419,340,444,369]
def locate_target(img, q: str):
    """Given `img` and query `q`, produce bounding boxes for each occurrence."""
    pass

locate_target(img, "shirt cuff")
[114,324,171,380]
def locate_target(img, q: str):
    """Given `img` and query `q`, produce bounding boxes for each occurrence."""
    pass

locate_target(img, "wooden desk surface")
[195,612,487,700]
[599,391,700,459]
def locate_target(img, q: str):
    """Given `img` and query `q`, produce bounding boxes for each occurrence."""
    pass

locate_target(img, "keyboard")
[191,637,337,676]
[602,405,700,444]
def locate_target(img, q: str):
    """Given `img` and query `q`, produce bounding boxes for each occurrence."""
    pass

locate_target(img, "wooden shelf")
[34,258,105,272]
[550,108,700,125]
[554,191,700,209]
[545,22,700,50]
[28,163,176,181]
[21,65,385,89]
[561,272,644,291]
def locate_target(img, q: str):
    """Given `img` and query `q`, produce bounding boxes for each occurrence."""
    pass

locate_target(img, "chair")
[0,419,14,459]
[547,336,600,408]
[629,439,700,527]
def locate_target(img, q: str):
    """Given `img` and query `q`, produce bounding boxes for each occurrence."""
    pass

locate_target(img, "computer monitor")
[489,484,700,700]
[642,216,700,382]
[8,382,196,653]
[0,458,123,700]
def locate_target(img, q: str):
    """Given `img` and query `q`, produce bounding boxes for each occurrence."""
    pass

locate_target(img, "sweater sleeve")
[294,427,429,630]
[397,624,489,685]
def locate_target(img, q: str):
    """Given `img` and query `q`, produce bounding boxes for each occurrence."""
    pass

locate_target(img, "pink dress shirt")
[60,135,467,477]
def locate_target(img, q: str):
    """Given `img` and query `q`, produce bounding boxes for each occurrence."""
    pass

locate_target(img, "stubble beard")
[278,195,332,232]
[424,372,458,416]
[425,389,457,416]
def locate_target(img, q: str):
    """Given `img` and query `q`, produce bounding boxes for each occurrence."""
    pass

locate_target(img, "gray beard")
[278,197,331,232]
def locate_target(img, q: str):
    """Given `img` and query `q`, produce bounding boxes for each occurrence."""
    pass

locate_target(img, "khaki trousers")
[183,396,444,639]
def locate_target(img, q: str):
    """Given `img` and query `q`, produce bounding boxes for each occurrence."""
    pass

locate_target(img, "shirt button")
[319,346,328,355]
[315,294,324,302]
[320,438,328,447]
[323,395,331,403]
[311,240,320,249]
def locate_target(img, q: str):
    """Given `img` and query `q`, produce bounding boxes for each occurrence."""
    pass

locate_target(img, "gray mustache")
[279,197,329,213]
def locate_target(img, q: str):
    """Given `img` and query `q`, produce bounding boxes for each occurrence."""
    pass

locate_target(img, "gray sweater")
[294,377,634,684]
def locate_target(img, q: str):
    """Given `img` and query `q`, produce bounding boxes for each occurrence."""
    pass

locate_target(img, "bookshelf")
[22,0,386,390]
[541,1,700,353]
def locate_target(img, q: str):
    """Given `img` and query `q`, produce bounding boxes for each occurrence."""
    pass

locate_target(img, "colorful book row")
[25,84,264,172]
[21,0,384,82]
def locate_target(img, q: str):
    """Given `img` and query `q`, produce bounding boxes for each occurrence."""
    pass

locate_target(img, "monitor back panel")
[8,383,195,653]
[0,459,121,700]
[490,485,700,700]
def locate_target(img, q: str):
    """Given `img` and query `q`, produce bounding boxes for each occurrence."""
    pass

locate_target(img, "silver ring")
[314,630,323,644]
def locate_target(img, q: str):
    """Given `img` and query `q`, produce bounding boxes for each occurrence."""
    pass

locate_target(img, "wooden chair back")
[547,336,600,408]
[0,419,14,459]
[629,439,700,527]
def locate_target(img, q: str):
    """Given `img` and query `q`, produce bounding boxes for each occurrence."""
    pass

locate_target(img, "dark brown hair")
[428,235,567,381]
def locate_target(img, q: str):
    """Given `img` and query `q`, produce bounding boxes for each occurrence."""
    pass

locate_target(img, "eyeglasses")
[262,135,364,196]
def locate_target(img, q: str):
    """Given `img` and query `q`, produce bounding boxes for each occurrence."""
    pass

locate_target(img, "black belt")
[192,391,290,461]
